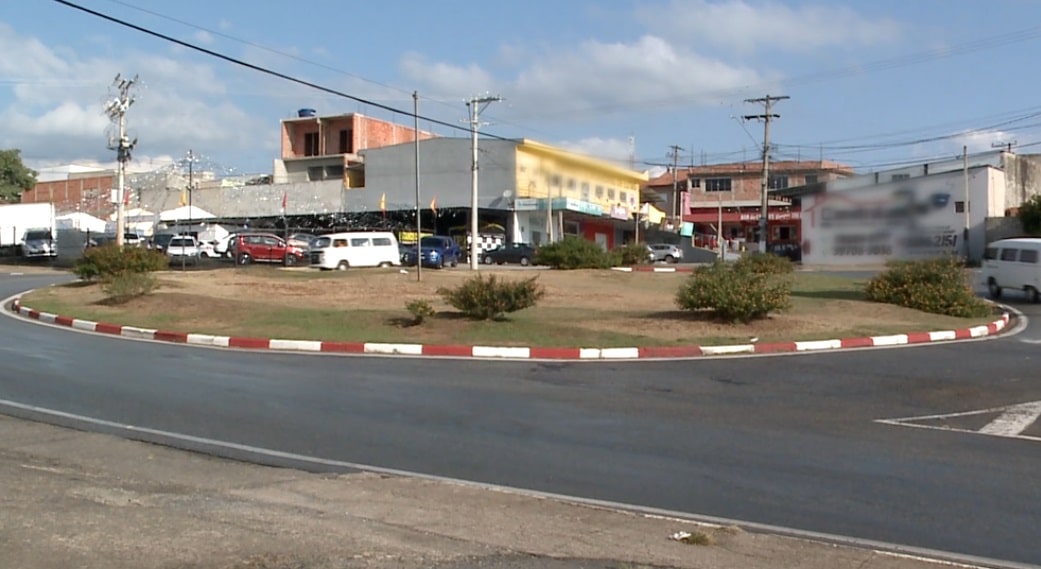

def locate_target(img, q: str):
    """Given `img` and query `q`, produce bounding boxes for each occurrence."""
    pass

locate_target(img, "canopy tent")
[56,212,107,233]
[157,205,216,222]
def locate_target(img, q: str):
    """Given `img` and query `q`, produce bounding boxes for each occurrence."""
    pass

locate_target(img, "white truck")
[0,203,58,259]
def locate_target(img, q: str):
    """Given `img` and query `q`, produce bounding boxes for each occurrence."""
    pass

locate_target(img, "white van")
[981,237,1041,303]
[309,231,400,270]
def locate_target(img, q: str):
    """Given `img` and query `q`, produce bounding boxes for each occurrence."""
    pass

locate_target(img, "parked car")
[287,233,319,250]
[982,237,1041,302]
[309,231,400,270]
[198,240,220,258]
[648,243,683,263]
[166,235,200,266]
[149,233,177,253]
[214,232,238,257]
[482,243,538,266]
[230,232,306,266]
[21,229,57,260]
[401,235,461,269]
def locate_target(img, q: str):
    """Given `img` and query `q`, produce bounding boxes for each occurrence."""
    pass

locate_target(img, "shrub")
[404,299,436,325]
[74,244,166,282]
[438,274,545,320]
[534,237,612,269]
[613,241,652,266]
[101,272,158,304]
[1018,194,1041,236]
[675,262,791,323]
[865,256,993,318]
[734,251,794,275]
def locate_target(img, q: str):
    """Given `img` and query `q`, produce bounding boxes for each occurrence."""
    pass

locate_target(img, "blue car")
[401,235,461,269]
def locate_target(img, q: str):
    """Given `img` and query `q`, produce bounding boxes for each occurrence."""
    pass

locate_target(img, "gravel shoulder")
[2,414,973,569]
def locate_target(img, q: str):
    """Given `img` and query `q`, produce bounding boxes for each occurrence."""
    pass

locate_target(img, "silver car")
[648,243,683,263]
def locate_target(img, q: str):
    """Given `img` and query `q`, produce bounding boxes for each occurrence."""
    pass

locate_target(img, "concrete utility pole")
[414,91,422,282]
[467,93,501,270]
[668,145,684,219]
[963,145,970,259]
[104,74,138,247]
[744,94,789,254]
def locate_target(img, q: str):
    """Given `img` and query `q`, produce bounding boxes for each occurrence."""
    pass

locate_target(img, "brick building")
[21,166,115,217]
[273,110,438,185]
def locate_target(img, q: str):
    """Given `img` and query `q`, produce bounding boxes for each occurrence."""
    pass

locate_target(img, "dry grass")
[18,266,999,347]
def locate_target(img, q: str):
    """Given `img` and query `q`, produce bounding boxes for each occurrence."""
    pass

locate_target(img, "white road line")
[0,397,1025,569]
[979,402,1041,437]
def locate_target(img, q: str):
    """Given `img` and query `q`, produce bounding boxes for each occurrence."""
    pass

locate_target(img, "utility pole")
[414,91,422,282]
[991,140,1018,153]
[668,145,684,219]
[181,149,195,272]
[744,94,789,254]
[963,145,970,259]
[467,93,501,270]
[104,74,137,247]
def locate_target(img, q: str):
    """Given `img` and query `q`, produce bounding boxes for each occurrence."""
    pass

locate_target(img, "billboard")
[800,174,976,265]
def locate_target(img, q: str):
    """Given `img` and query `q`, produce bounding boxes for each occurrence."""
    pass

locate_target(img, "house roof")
[644,160,854,188]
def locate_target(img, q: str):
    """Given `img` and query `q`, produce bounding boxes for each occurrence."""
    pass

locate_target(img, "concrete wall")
[1002,153,1041,208]
[362,138,517,211]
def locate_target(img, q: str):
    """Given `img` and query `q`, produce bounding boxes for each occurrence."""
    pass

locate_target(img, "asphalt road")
[1,272,1039,566]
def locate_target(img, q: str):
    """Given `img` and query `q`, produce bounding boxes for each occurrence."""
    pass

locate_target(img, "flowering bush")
[865,256,992,318]
[438,274,546,320]
[534,237,613,269]
[734,251,794,275]
[675,262,791,322]
[404,299,436,325]
[74,244,166,282]
[611,242,652,266]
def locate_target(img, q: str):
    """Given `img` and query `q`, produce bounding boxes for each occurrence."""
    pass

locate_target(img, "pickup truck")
[400,235,461,269]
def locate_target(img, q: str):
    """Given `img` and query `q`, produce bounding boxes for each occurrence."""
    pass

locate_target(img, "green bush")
[613,241,652,266]
[101,272,158,304]
[405,299,436,325]
[74,244,166,282]
[675,262,791,323]
[534,237,612,269]
[437,274,545,320]
[865,256,993,318]
[734,251,794,275]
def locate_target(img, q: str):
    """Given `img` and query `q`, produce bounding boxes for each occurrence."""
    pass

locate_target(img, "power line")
[53,0,509,142]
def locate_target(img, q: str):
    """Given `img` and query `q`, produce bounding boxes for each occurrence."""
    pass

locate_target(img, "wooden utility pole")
[744,95,788,254]
[668,145,684,219]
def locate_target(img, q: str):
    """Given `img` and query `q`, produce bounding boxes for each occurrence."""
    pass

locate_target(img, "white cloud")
[399,52,496,99]
[193,29,215,45]
[557,137,636,166]
[635,0,902,54]
[0,23,271,172]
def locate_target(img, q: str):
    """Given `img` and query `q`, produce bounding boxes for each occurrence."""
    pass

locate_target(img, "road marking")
[877,400,1041,442]
[0,397,1023,569]
[978,402,1041,437]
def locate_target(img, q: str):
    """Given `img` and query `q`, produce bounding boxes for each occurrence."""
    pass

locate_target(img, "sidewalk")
[0,414,997,569]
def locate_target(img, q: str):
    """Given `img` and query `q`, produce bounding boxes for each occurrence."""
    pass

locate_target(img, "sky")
[3,0,1041,179]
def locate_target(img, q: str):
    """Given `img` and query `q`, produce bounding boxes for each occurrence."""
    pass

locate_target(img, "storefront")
[683,206,801,254]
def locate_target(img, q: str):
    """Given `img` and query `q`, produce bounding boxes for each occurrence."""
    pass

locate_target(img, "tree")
[1019,194,1041,236]
[0,149,37,203]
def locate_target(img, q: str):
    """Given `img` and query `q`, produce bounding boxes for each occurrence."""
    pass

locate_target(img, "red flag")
[124,189,130,206]
[281,191,287,212]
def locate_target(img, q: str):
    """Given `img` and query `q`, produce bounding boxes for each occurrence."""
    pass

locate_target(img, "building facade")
[644,160,853,251]
[273,110,437,185]
[22,166,115,217]
[361,138,649,248]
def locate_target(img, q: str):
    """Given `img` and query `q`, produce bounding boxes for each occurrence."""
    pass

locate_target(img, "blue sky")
[3,0,1041,178]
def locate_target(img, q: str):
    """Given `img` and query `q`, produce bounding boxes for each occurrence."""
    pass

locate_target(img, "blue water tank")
[297,108,317,118]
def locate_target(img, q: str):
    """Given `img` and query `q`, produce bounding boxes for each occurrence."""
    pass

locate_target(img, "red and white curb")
[8,298,1011,360]
[611,266,693,273]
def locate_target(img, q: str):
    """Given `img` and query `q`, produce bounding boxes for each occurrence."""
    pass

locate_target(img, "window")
[705,178,732,192]
[307,166,324,181]
[304,132,320,156]
[262,236,280,247]
[1000,248,1019,261]
[984,247,997,260]
[607,188,616,199]
[326,166,344,178]
[804,174,818,185]
[768,175,789,190]
[1020,249,1039,264]
[773,226,793,240]
[687,177,701,189]
[351,238,371,247]
[550,174,562,187]
[581,182,590,201]
[566,178,576,190]
[955,201,966,213]
[564,221,581,235]
[373,237,393,247]
[620,191,628,203]
[338,129,353,154]
[332,239,348,248]
[595,185,604,198]
[891,173,911,181]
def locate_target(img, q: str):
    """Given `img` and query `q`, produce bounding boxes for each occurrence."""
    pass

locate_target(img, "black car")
[481,243,538,266]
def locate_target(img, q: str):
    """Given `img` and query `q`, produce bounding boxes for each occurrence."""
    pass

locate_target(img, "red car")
[230,233,306,266]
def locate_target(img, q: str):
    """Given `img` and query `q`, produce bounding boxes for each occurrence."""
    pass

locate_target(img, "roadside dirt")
[2,414,962,569]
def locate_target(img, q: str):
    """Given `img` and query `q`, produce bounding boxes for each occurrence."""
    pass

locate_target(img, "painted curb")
[611,265,693,273]
[8,297,1012,361]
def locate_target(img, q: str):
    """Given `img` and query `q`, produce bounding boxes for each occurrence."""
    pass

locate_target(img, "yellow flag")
[179,188,187,207]
[379,192,386,212]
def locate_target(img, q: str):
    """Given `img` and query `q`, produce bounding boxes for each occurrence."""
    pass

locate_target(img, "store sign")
[514,198,539,211]
[739,210,801,222]
[609,204,630,220]
[515,197,605,216]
